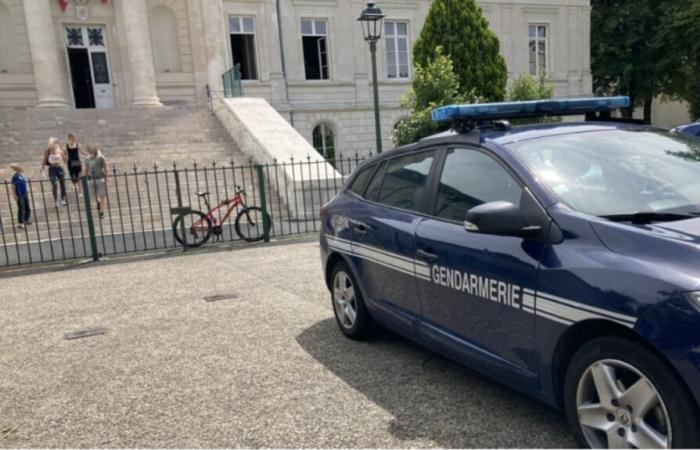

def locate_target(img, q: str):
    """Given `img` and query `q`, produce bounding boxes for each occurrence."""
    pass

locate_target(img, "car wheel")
[330,262,371,340]
[564,336,700,449]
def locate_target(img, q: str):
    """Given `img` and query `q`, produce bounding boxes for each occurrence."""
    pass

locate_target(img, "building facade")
[0,0,592,156]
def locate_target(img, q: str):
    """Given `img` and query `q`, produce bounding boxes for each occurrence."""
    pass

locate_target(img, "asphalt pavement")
[0,241,576,448]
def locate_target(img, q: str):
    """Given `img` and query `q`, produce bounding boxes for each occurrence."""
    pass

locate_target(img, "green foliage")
[591,0,700,121]
[507,73,559,124]
[393,49,477,146]
[413,0,507,102]
[508,73,555,101]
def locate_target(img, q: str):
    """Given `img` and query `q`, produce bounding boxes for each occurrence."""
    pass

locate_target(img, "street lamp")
[358,2,385,154]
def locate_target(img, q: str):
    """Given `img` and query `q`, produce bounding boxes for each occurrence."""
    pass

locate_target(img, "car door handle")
[352,223,372,234]
[416,249,439,262]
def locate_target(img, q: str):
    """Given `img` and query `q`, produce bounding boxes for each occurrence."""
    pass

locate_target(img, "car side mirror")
[465,201,542,238]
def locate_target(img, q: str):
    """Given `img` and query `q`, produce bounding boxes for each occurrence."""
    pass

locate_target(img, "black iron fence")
[0,155,369,267]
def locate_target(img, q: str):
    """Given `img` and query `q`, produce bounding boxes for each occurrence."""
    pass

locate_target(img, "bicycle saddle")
[196,191,210,197]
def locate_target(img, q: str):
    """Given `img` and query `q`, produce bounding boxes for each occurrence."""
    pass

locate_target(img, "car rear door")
[349,150,437,336]
[414,146,546,382]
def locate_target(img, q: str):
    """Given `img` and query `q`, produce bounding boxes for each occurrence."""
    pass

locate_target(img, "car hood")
[591,217,700,288]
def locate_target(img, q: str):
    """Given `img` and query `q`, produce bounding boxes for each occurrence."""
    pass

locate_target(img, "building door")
[65,26,115,109]
[67,48,95,109]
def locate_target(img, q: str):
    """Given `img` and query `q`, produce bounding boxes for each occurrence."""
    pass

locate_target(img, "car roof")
[363,121,658,166]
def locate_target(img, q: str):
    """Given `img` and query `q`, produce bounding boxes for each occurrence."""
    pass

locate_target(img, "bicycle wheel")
[172,211,213,247]
[235,207,271,242]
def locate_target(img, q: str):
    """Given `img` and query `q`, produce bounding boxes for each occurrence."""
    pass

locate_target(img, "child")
[10,163,31,230]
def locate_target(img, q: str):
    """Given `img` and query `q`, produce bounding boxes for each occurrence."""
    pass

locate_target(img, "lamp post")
[358,2,385,154]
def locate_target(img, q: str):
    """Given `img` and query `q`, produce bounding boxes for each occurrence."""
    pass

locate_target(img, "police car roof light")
[431,96,630,123]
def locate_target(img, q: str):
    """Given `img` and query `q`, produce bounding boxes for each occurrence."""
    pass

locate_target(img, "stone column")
[23,0,70,108]
[120,0,162,107]
[200,0,228,96]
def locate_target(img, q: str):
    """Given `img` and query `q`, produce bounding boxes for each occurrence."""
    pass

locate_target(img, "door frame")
[63,23,115,109]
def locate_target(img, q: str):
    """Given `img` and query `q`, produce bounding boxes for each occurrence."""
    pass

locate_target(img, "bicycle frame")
[194,193,247,229]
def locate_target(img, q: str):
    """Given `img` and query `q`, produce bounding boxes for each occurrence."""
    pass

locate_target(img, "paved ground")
[0,241,576,448]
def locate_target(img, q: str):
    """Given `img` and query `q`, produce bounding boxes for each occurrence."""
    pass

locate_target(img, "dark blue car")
[320,98,700,449]
[674,120,700,138]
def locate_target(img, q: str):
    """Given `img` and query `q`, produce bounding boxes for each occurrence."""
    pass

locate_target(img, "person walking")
[85,144,108,219]
[42,138,67,207]
[66,132,87,196]
[10,163,31,230]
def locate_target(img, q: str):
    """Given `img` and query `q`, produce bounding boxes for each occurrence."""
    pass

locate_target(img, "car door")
[349,150,437,336]
[415,147,547,380]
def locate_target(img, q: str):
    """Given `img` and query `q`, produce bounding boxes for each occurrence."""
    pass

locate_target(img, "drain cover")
[204,293,238,302]
[64,327,108,340]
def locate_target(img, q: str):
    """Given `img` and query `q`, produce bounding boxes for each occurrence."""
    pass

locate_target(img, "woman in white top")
[42,137,67,207]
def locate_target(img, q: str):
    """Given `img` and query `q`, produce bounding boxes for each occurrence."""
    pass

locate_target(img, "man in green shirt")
[85,144,108,219]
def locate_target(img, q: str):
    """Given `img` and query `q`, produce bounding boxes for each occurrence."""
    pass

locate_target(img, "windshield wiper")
[599,212,695,224]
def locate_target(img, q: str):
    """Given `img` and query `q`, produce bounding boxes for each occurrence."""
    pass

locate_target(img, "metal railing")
[222,64,243,98]
[0,155,369,268]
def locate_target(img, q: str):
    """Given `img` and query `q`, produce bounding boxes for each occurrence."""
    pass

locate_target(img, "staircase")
[0,106,249,178]
[0,106,298,265]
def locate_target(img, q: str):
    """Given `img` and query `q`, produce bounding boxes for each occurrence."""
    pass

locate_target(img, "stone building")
[0,0,592,158]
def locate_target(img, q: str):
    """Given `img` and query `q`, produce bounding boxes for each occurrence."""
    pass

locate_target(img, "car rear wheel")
[564,336,700,449]
[330,262,371,340]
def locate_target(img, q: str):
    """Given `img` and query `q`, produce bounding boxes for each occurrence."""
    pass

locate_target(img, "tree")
[507,73,559,124]
[656,0,700,120]
[393,48,477,146]
[591,0,668,122]
[413,0,507,101]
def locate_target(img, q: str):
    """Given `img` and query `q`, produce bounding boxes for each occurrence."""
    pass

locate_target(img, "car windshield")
[507,129,700,217]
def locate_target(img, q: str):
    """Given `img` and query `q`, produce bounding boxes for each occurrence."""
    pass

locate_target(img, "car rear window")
[348,164,376,197]
[376,151,435,211]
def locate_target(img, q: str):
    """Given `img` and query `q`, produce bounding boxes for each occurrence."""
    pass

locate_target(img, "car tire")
[564,336,700,449]
[330,261,372,340]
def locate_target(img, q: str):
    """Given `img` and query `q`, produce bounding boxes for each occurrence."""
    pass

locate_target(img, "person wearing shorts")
[85,144,108,219]
[66,133,86,195]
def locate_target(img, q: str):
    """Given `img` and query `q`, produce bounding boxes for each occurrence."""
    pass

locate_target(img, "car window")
[364,160,387,202]
[348,163,376,197]
[377,151,435,211]
[434,148,522,222]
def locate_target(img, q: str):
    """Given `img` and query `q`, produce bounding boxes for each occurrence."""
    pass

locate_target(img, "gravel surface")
[0,241,576,448]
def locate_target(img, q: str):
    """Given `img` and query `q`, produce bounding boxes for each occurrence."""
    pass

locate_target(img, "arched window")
[313,123,336,161]
[149,5,181,72]
[0,2,15,73]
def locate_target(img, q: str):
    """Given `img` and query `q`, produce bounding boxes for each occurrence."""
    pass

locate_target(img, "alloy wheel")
[576,359,671,449]
[333,271,357,329]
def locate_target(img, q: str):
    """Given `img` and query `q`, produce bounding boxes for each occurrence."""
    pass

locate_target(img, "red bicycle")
[172,185,271,247]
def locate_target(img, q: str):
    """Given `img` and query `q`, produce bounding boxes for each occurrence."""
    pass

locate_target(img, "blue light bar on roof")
[431,96,630,123]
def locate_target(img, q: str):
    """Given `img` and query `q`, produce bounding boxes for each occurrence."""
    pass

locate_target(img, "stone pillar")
[200,0,228,96]
[23,0,70,108]
[120,0,162,107]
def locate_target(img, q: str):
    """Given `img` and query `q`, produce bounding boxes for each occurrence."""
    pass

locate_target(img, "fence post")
[174,169,187,250]
[81,176,99,262]
[255,164,270,243]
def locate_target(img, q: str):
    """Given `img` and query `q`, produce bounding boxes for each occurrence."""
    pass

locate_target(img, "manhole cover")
[204,293,238,302]
[64,327,108,340]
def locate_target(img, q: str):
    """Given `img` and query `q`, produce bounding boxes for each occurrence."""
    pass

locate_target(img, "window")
[349,164,377,197]
[312,123,336,160]
[385,21,409,79]
[229,16,258,80]
[302,19,329,80]
[377,152,435,211]
[365,161,387,202]
[434,148,522,222]
[529,24,548,76]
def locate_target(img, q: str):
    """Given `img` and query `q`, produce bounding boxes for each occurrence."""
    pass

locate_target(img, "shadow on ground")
[296,318,576,448]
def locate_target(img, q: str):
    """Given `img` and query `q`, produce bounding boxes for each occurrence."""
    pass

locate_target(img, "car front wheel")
[564,336,700,449]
